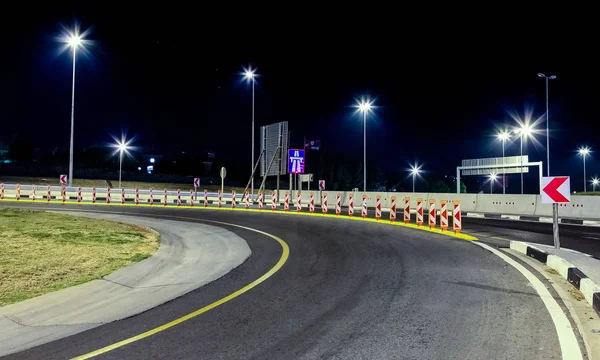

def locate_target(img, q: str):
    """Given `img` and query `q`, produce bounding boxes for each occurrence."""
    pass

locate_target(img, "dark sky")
[2,7,599,188]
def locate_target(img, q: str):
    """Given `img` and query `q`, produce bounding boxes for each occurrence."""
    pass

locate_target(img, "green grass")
[575,192,600,196]
[0,208,160,306]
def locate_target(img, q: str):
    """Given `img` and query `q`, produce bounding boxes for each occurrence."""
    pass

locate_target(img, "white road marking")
[474,242,583,360]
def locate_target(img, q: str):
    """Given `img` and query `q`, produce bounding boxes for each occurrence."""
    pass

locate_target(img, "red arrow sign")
[60,175,67,184]
[543,176,569,203]
[193,178,200,187]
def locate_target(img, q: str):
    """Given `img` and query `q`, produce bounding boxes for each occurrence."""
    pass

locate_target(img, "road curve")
[2,203,563,359]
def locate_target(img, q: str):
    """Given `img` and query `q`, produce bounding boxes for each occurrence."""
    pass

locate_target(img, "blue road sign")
[288,149,305,174]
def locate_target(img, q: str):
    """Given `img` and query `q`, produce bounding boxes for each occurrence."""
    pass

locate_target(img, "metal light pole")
[119,148,123,188]
[243,68,257,198]
[497,131,510,194]
[67,34,83,187]
[357,100,373,192]
[579,147,590,192]
[520,133,523,194]
[410,166,420,193]
[515,124,533,194]
[538,73,556,177]
[593,178,599,193]
[114,139,131,189]
[489,174,497,194]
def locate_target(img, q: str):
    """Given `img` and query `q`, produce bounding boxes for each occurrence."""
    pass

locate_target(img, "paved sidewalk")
[0,213,251,356]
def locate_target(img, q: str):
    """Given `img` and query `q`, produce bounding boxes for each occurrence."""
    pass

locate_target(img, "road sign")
[220,167,227,179]
[319,180,325,191]
[288,149,305,174]
[542,176,570,203]
[260,121,289,176]
[461,156,529,175]
[60,175,67,185]
[194,178,200,187]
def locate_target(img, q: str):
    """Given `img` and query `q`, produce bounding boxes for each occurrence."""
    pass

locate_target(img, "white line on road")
[473,242,583,360]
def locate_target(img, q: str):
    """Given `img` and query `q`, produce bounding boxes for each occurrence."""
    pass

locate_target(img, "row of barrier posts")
[0,185,463,233]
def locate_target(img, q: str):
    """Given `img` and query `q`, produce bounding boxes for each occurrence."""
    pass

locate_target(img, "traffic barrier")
[135,188,140,205]
[258,191,264,210]
[177,189,182,206]
[296,191,302,212]
[453,200,461,233]
[322,192,328,214]
[47,185,51,202]
[348,194,354,216]
[429,199,436,228]
[149,188,153,205]
[78,186,82,203]
[440,200,448,231]
[0,183,3,199]
[31,185,36,201]
[61,185,66,203]
[16,184,20,201]
[190,189,194,207]
[92,187,96,203]
[362,195,367,218]
[284,192,289,211]
[390,196,396,222]
[245,191,250,209]
[218,190,222,208]
[271,191,277,211]
[231,190,236,208]
[204,189,208,207]
[376,195,382,220]
[416,198,423,226]
[336,193,341,215]
[164,189,168,206]
[404,197,410,223]
[107,187,111,204]
[121,188,126,204]
[309,192,315,213]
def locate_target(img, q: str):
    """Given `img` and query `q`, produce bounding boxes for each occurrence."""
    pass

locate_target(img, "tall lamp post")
[514,124,533,194]
[489,173,497,194]
[497,131,510,194]
[537,73,557,177]
[410,165,421,193]
[578,146,590,192]
[114,138,131,189]
[243,67,257,197]
[357,99,373,192]
[66,33,84,187]
[592,178,599,193]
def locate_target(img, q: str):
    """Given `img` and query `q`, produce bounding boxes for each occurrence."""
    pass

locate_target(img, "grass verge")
[0,208,159,306]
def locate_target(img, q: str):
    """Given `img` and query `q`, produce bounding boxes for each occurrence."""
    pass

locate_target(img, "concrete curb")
[509,241,600,317]
[465,212,600,227]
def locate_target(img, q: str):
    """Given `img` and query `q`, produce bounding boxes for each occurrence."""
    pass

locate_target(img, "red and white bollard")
[47,185,51,202]
[61,185,66,203]
[361,194,367,218]
[309,192,315,213]
[177,189,182,206]
[92,187,97,203]
[218,190,222,208]
[245,191,250,209]
[31,185,36,201]
[0,183,4,200]
[258,191,264,209]
[284,192,289,211]
[453,200,461,233]
[164,189,168,206]
[107,187,111,204]
[440,200,448,231]
[78,186,82,203]
[376,195,382,220]
[336,193,341,215]
[416,198,423,226]
[348,194,354,216]
[232,190,236,208]
[121,188,126,204]
[271,191,277,211]
[135,188,140,205]
[16,184,21,200]
[322,192,328,214]
[296,191,302,212]
[204,189,208,207]
[149,188,153,205]
[429,199,436,228]
[190,189,194,207]
[390,196,397,222]
[404,197,410,223]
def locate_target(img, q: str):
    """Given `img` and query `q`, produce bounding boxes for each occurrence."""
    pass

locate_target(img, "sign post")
[220,167,226,195]
[542,176,571,249]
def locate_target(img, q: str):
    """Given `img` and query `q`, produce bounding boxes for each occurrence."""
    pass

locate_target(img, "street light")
[592,177,599,193]
[357,99,373,192]
[514,123,535,194]
[410,165,421,193]
[538,73,557,177]
[114,139,132,188]
[489,173,497,194]
[243,66,257,197]
[497,131,510,194]
[65,31,85,187]
[578,146,591,192]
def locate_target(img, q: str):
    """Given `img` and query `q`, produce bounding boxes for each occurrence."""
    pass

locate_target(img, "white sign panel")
[542,176,571,204]
[319,180,325,191]
[60,175,68,185]
[260,121,288,177]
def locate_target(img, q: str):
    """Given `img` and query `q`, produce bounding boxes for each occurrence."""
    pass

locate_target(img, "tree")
[431,180,451,193]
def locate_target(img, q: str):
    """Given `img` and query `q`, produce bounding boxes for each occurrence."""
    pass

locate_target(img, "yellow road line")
[0,198,478,241]
[70,218,290,360]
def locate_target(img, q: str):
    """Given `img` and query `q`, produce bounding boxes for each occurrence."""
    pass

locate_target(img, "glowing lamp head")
[497,131,510,141]
[592,178,599,186]
[579,146,590,156]
[68,35,82,47]
[410,166,420,175]
[358,101,372,112]
[490,173,497,181]
[243,68,256,80]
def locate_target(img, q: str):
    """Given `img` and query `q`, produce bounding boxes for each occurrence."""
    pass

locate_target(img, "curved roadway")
[3,204,567,359]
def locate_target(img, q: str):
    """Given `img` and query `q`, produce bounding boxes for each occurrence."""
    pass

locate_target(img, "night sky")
[2,8,598,190]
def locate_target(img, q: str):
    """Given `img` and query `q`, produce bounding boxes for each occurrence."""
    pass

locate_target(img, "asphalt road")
[2,203,563,359]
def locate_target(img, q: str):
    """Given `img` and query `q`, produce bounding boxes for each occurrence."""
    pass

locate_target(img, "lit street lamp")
[357,99,373,192]
[114,138,132,188]
[592,178,599,193]
[537,73,557,177]
[578,146,591,192]
[65,32,85,187]
[497,131,510,194]
[243,66,257,197]
[489,173,497,194]
[410,165,421,193]
[514,124,534,194]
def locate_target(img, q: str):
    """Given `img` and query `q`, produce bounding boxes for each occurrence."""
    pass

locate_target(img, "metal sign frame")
[260,121,288,177]
[456,161,543,194]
